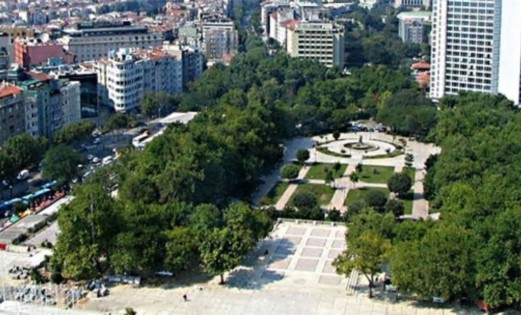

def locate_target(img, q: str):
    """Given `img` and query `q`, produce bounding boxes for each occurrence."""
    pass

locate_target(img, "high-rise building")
[286,21,345,68]
[58,22,162,62]
[430,0,521,104]
[94,48,183,112]
[394,0,431,8]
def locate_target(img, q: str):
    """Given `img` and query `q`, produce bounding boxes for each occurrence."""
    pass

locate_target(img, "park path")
[412,169,428,218]
[275,166,311,210]
[327,164,356,213]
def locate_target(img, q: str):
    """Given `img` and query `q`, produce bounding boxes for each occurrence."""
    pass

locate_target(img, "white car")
[92,157,100,164]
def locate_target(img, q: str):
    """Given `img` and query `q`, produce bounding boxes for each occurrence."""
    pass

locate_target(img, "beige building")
[0,84,25,146]
[286,21,345,68]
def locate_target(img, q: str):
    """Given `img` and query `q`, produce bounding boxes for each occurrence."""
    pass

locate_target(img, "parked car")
[17,170,29,180]
[92,157,100,164]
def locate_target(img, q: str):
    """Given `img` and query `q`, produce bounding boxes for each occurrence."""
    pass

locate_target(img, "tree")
[385,199,404,217]
[3,133,44,171]
[332,131,341,141]
[52,183,119,279]
[164,227,199,273]
[391,224,474,301]
[199,227,252,284]
[141,92,178,119]
[355,163,363,173]
[325,170,334,188]
[364,190,388,210]
[291,190,318,210]
[349,172,359,184]
[280,164,300,181]
[0,152,16,181]
[296,149,310,164]
[334,231,392,298]
[42,145,84,183]
[387,173,412,197]
[53,120,96,145]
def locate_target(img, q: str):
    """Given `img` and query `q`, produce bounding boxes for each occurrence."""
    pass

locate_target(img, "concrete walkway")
[412,169,428,219]
[275,166,310,210]
[327,164,356,212]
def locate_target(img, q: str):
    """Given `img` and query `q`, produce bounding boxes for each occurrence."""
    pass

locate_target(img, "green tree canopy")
[42,145,84,183]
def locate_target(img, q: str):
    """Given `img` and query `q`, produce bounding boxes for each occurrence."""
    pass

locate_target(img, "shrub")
[280,164,300,181]
[291,190,318,210]
[385,199,405,217]
[387,173,412,197]
[50,272,64,284]
[364,190,388,209]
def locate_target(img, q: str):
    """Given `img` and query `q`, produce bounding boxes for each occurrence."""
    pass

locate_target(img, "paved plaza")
[72,221,473,315]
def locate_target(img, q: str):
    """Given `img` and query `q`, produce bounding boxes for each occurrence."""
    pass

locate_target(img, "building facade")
[202,17,238,64]
[163,43,204,89]
[14,38,75,69]
[286,21,345,68]
[58,22,162,62]
[95,48,182,112]
[0,84,25,146]
[394,0,431,8]
[397,12,431,44]
[430,0,521,104]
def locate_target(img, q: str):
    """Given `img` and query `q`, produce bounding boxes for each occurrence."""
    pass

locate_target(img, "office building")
[286,21,345,68]
[58,22,162,62]
[94,48,182,112]
[430,0,521,104]
[0,83,25,146]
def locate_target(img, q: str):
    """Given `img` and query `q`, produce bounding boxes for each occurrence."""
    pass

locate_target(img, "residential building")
[201,17,238,64]
[58,80,81,128]
[163,43,204,88]
[430,0,521,104]
[394,0,431,8]
[58,22,163,62]
[397,11,431,43]
[0,33,14,64]
[94,48,182,112]
[0,83,24,146]
[286,21,345,68]
[14,38,75,69]
[261,0,291,39]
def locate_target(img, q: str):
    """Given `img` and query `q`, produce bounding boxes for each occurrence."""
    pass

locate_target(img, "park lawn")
[292,183,335,206]
[344,187,390,206]
[305,163,347,180]
[398,191,414,214]
[358,165,395,184]
[265,181,290,204]
[403,167,416,180]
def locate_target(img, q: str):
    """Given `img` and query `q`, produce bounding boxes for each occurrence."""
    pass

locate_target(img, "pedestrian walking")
[183,294,188,301]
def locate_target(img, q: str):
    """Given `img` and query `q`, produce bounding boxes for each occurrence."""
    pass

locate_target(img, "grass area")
[291,184,335,206]
[344,187,390,206]
[403,167,416,180]
[398,191,414,214]
[306,163,347,180]
[263,181,289,205]
[364,150,404,159]
[357,165,395,184]
[316,147,351,158]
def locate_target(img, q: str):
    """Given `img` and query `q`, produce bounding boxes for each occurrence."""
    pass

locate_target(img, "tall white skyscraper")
[430,0,521,104]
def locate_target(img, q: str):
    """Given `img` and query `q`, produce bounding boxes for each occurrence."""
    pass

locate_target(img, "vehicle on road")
[93,138,101,145]
[92,157,100,164]
[102,156,113,166]
[16,170,29,181]
[87,154,94,161]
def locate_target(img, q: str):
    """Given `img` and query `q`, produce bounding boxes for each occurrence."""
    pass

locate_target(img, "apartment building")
[94,48,182,112]
[286,21,345,68]
[430,0,521,104]
[0,83,25,146]
[58,22,162,62]
[397,11,430,44]
[163,43,204,88]
[14,38,75,69]
[201,17,238,64]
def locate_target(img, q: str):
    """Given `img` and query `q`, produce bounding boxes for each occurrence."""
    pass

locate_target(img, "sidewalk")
[275,165,310,210]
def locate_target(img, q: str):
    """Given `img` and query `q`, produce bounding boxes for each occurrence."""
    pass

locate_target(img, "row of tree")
[336,93,521,309]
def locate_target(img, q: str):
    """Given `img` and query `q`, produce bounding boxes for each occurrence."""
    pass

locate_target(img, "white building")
[94,48,182,112]
[397,11,430,44]
[430,0,521,104]
[59,80,81,127]
[286,21,345,68]
[59,23,162,62]
[394,0,430,8]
